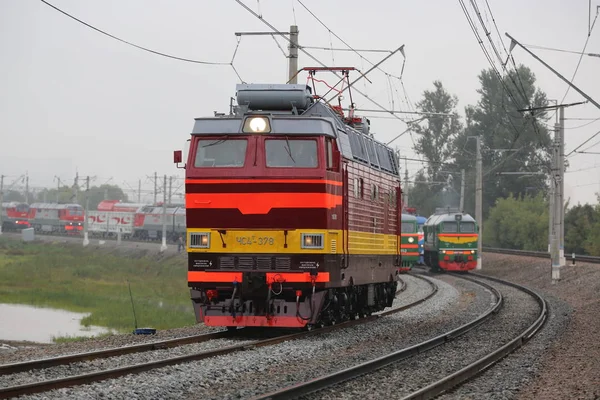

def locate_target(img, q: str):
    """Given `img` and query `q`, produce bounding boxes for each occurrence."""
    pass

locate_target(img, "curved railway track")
[0,276,435,399]
[483,246,600,264]
[249,271,546,400]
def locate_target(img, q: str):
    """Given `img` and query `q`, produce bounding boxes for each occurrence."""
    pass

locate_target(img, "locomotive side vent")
[331,239,337,254]
[275,257,291,270]
[219,257,235,269]
[237,256,254,270]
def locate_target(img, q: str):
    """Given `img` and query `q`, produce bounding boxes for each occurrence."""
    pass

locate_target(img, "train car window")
[194,139,247,167]
[365,138,380,168]
[401,222,416,233]
[326,139,333,169]
[371,184,379,201]
[359,178,364,198]
[376,144,392,172]
[265,139,318,168]
[460,222,476,233]
[387,149,399,175]
[353,178,359,197]
[442,222,458,233]
[418,224,424,234]
[348,131,368,162]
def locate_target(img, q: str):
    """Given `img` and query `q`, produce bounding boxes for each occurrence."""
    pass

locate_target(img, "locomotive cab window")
[401,222,415,233]
[460,222,476,233]
[442,222,458,233]
[266,139,317,168]
[194,139,248,168]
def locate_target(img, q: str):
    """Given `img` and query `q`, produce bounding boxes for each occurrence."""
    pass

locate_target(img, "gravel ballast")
[304,274,541,399]
[11,274,494,399]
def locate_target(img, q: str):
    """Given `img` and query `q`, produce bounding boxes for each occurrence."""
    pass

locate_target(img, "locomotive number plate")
[236,236,275,246]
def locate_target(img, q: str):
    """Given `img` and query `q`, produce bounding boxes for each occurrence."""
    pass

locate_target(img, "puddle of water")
[0,303,116,344]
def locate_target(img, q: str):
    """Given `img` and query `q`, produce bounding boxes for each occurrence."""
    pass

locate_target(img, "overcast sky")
[1,0,598,205]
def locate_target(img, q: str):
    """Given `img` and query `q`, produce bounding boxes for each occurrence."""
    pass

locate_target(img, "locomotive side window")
[195,139,248,167]
[326,139,333,169]
[460,222,476,233]
[401,222,415,233]
[371,184,379,201]
[442,222,458,233]
[365,138,380,168]
[265,139,317,168]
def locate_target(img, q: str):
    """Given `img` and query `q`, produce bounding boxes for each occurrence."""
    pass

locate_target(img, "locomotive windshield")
[265,139,317,168]
[442,222,458,233]
[460,222,476,232]
[401,222,416,233]
[194,139,247,167]
[15,204,29,212]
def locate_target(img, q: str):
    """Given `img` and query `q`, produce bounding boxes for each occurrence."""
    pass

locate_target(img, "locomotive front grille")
[213,256,292,270]
[238,256,254,270]
[219,256,235,269]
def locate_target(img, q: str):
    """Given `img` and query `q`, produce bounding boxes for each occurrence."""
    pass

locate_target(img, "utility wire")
[567,128,600,156]
[39,0,230,66]
[523,43,600,58]
[233,0,413,129]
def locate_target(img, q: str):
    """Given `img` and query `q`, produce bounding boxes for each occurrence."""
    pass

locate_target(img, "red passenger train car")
[177,70,402,329]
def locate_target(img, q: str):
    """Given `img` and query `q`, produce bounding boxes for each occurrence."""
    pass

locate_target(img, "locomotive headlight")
[243,116,271,133]
[189,232,210,249]
[408,237,414,243]
[471,250,476,254]
[442,250,446,254]
[301,233,324,249]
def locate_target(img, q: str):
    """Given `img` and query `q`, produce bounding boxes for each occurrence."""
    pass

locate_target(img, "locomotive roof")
[191,83,400,177]
[1,202,28,208]
[29,203,83,210]
[401,213,417,222]
[425,210,476,226]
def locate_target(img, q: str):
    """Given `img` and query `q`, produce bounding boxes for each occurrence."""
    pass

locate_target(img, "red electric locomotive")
[176,69,402,329]
[0,202,30,230]
[28,203,84,234]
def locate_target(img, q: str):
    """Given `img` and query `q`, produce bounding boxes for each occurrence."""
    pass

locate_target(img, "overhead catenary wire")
[233,0,412,130]
[39,0,230,66]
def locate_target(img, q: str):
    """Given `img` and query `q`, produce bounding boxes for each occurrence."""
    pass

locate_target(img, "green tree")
[485,193,548,251]
[3,190,26,202]
[78,184,129,210]
[452,65,551,218]
[412,81,463,183]
[564,204,597,255]
[35,186,76,204]
[583,195,600,256]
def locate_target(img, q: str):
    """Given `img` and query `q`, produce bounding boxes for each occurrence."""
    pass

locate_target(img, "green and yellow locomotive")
[423,208,478,272]
[399,213,419,272]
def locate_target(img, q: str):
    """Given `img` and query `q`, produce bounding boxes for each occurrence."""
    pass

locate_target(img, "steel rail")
[400,273,547,399]
[0,330,234,375]
[250,274,502,400]
[483,246,600,264]
[0,276,435,399]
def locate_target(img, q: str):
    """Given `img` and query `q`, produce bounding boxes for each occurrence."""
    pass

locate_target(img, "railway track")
[483,246,600,264]
[250,271,546,400]
[0,276,433,399]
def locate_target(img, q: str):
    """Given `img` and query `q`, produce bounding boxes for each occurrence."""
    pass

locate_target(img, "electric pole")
[154,172,158,205]
[161,175,168,252]
[25,172,29,204]
[475,136,482,270]
[288,25,299,83]
[83,176,90,247]
[138,179,142,203]
[403,168,409,209]
[73,172,79,204]
[0,175,4,235]
[169,176,173,205]
[551,118,561,282]
[54,176,62,203]
[460,169,465,212]
[559,106,565,267]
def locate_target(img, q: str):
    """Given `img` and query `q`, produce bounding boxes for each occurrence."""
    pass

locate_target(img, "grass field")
[0,237,196,336]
